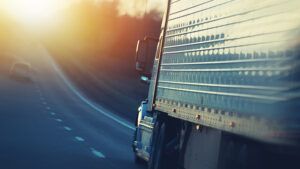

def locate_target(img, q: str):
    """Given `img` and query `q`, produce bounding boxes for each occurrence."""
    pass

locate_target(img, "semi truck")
[132,0,300,169]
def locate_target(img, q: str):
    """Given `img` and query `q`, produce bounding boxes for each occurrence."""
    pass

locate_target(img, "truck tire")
[148,121,161,169]
[148,123,167,169]
[134,154,144,164]
[149,122,176,169]
[153,123,167,169]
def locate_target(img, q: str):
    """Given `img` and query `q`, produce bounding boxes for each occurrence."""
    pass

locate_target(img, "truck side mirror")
[135,40,148,72]
[135,37,159,79]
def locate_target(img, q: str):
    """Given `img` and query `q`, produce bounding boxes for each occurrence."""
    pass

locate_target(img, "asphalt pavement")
[0,46,145,169]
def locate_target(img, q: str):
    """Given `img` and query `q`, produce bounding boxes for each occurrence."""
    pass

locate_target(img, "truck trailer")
[132,0,300,169]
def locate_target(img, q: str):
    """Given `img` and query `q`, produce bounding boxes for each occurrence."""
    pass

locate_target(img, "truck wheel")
[153,123,166,169]
[134,154,144,164]
[149,122,174,169]
[148,121,161,169]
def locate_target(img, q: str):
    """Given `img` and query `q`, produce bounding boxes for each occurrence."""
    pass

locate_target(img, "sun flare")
[4,0,58,25]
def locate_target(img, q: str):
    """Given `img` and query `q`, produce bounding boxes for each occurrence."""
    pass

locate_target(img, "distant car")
[9,62,32,82]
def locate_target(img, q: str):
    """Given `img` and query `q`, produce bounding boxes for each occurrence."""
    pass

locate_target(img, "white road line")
[50,59,135,131]
[64,126,72,131]
[46,107,51,110]
[56,119,63,122]
[75,136,85,142]
[43,102,47,105]
[90,148,105,158]
[50,112,56,116]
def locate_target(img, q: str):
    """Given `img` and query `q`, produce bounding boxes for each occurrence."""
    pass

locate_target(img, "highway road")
[0,46,145,169]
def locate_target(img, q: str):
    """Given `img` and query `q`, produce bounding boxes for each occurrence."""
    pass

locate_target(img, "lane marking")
[50,112,56,116]
[43,49,112,162]
[64,126,72,131]
[55,118,63,122]
[75,136,85,142]
[43,102,47,105]
[91,148,105,158]
[40,97,45,101]
[50,60,135,131]
[46,107,51,110]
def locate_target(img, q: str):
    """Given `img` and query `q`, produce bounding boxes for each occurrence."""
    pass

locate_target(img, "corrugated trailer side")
[155,0,300,143]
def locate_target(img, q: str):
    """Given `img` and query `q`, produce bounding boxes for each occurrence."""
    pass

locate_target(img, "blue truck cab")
[133,100,155,162]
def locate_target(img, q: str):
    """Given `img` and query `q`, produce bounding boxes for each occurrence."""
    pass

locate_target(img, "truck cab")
[132,35,161,162]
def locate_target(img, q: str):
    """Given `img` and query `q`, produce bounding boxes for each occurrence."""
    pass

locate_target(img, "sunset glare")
[3,0,60,25]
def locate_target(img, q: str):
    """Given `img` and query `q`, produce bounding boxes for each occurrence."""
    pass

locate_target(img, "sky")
[0,0,70,24]
[98,0,166,17]
[84,0,166,17]
[1,0,165,20]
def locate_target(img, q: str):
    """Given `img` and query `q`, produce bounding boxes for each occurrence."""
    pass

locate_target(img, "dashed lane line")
[91,148,106,159]
[64,126,72,131]
[75,136,85,142]
[55,118,63,122]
